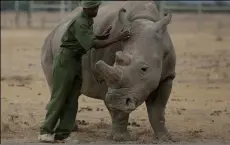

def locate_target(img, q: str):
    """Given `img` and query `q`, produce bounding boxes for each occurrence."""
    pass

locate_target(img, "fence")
[1,1,78,29]
[1,1,230,34]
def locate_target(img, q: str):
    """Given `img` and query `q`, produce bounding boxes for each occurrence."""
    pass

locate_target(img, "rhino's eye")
[141,67,148,72]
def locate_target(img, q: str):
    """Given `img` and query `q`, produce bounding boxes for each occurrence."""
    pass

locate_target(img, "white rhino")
[41,1,176,141]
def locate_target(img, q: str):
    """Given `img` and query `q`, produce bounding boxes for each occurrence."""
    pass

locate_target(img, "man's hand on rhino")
[94,27,130,49]
[116,30,130,41]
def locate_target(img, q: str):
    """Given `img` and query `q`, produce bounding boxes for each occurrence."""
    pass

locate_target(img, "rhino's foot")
[155,132,174,143]
[105,106,130,141]
[107,131,131,141]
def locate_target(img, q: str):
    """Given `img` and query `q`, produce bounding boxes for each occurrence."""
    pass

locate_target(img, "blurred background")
[1,1,230,143]
[1,1,230,31]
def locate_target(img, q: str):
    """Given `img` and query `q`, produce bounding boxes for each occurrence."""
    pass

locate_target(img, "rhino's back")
[50,1,154,56]
[50,2,125,56]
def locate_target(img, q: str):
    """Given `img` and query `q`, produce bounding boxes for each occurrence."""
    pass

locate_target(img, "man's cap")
[80,1,101,9]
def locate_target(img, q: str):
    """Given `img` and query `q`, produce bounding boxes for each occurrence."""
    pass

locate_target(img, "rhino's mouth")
[105,89,140,113]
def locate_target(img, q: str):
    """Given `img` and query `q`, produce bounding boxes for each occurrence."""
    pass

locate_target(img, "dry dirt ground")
[1,13,230,144]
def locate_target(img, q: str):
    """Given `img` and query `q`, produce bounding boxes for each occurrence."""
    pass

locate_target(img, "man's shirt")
[60,11,96,56]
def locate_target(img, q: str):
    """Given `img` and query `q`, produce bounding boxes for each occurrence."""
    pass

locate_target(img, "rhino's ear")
[118,8,131,28]
[154,11,172,38]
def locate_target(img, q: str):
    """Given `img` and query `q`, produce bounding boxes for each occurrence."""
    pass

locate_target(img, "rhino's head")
[95,6,173,113]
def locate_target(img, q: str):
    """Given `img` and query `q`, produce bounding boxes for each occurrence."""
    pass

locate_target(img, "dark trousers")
[40,48,82,140]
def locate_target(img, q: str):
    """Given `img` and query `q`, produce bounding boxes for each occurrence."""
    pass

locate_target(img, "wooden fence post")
[14,1,20,28]
[197,2,202,31]
[27,1,32,28]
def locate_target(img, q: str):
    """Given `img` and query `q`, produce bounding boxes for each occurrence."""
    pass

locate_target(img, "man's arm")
[94,27,130,49]
[94,30,130,49]
[95,34,109,40]
[94,35,121,49]
[74,23,130,51]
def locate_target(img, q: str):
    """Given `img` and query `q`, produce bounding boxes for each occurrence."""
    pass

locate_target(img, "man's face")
[84,5,99,18]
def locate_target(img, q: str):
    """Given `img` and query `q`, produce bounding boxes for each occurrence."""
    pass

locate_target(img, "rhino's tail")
[40,29,56,93]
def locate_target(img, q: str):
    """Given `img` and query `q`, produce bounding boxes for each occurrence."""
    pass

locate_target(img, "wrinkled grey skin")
[41,1,176,142]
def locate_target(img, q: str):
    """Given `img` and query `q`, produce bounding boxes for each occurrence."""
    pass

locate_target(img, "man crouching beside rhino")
[39,0,176,143]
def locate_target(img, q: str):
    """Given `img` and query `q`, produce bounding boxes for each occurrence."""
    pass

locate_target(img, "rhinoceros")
[40,1,176,141]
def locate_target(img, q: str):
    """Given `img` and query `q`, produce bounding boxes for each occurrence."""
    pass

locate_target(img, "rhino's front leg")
[145,77,174,142]
[106,106,130,141]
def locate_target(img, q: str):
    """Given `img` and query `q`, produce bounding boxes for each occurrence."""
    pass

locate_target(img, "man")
[38,1,130,143]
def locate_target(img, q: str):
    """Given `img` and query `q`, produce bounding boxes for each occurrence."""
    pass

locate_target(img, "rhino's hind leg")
[41,61,53,93]
[145,76,174,142]
[106,106,131,141]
